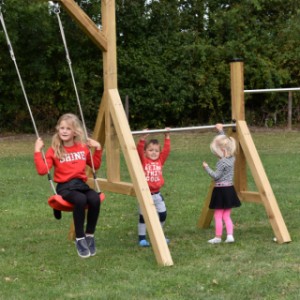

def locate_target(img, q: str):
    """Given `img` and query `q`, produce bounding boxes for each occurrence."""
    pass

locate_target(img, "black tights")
[60,189,100,238]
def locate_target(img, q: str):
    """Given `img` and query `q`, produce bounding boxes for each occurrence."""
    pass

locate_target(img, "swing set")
[0,0,291,267]
[0,2,104,216]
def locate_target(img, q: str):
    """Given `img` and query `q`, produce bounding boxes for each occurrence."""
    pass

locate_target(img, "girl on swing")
[34,113,102,258]
[202,123,241,244]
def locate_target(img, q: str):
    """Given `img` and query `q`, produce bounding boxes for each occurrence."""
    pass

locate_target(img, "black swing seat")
[48,193,105,212]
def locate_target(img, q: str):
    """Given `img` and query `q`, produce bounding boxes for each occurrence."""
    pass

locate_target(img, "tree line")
[1,0,300,133]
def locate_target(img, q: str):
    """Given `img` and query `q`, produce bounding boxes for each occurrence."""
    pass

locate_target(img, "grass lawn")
[1,130,300,300]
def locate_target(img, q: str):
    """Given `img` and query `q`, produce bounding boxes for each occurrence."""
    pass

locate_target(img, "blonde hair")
[210,134,236,158]
[51,113,85,159]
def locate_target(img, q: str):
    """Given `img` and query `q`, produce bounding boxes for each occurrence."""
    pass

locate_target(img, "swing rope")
[1,2,103,216]
[0,3,57,196]
[50,2,101,194]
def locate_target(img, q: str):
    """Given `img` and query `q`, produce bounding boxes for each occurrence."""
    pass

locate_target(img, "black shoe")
[86,235,96,256]
[53,209,61,220]
[75,238,90,258]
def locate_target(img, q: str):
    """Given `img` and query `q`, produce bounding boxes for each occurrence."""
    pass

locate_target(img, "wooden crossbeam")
[238,191,262,204]
[87,178,136,196]
[56,0,107,52]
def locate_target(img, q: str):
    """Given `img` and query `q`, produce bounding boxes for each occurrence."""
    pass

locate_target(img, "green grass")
[1,131,300,300]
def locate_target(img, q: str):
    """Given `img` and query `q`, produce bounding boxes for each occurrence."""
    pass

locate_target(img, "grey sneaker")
[75,238,90,258]
[86,235,96,256]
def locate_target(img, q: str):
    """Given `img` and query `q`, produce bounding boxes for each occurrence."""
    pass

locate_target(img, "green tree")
[0,0,103,132]
[1,0,300,132]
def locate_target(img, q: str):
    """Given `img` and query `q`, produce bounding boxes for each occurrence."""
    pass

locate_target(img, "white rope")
[51,3,101,193]
[0,8,57,194]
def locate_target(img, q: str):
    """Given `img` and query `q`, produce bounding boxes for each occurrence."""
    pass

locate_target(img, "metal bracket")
[49,1,60,14]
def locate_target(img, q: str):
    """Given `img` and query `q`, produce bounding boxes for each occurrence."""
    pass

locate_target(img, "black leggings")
[60,189,100,238]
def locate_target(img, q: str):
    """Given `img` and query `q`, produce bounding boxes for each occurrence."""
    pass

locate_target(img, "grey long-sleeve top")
[204,156,235,185]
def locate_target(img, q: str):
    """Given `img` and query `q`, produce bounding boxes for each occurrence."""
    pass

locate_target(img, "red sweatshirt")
[34,143,102,183]
[137,138,170,193]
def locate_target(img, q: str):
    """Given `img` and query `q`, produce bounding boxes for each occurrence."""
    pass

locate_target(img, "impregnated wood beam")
[108,88,174,266]
[56,0,107,51]
[87,178,136,196]
[238,191,262,204]
[238,120,291,243]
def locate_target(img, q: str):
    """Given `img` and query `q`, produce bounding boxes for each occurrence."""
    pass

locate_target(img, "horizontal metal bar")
[131,123,236,135]
[244,87,300,94]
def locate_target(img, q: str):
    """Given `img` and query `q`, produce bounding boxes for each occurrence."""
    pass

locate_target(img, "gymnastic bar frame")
[131,123,236,135]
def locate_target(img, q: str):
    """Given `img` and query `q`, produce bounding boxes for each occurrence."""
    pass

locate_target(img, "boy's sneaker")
[139,239,150,247]
[208,237,222,244]
[225,235,235,243]
[75,238,90,258]
[86,235,96,256]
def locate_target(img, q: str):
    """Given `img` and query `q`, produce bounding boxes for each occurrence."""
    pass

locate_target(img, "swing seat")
[48,193,105,212]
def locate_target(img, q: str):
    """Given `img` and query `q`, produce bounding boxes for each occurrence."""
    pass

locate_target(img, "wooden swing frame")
[198,60,291,244]
[54,0,173,266]
[52,1,290,267]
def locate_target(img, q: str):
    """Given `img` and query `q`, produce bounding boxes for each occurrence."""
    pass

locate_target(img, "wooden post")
[288,91,292,131]
[197,182,214,228]
[230,59,247,193]
[125,95,129,120]
[68,221,76,241]
[101,0,120,182]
